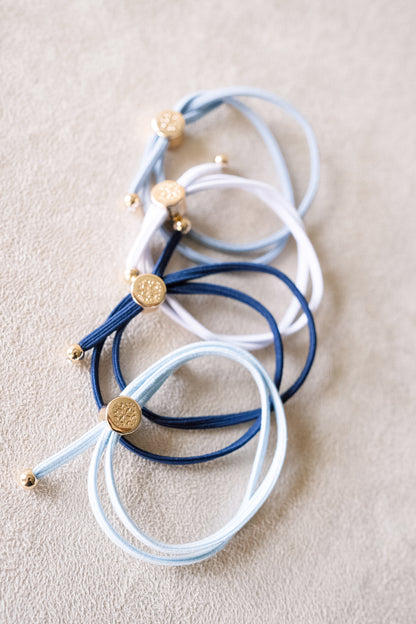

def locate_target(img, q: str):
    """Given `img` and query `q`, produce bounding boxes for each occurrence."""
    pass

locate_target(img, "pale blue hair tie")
[129,86,319,264]
[22,341,287,566]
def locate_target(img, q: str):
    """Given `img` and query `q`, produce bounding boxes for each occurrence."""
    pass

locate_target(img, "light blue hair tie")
[20,341,287,566]
[128,86,319,265]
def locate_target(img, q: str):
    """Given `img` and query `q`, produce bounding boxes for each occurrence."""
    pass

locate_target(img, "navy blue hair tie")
[77,233,316,465]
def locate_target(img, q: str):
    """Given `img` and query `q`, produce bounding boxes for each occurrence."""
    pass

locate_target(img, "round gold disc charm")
[151,180,186,209]
[106,397,142,434]
[151,110,185,141]
[131,273,166,308]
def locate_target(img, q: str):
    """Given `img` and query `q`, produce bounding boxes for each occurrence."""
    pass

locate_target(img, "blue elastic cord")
[132,87,319,265]
[115,278,315,465]
[79,236,316,465]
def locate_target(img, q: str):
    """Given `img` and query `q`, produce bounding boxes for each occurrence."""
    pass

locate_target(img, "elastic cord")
[130,88,319,257]
[33,341,288,565]
[128,164,323,338]
[80,241,316,464]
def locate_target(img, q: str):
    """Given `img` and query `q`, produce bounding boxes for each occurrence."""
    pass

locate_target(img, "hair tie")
[66,233,315,465]
[126,88,319,265]
[20,341,287,566]
[126,165,323,338]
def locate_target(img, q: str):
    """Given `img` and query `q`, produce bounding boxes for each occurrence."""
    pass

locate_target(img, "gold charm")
[131,273,166,309]
[106,397,142,434]
[151,180,186,209]
[151,110,185,149]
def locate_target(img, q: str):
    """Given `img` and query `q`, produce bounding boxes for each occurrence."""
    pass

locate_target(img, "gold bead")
[19,469,38,490]
[66,344,84,362]
[124,193,141,211]
[131,273,166,309]
[106,397,142,434]
[151,110,185,150]
[214,153,229,165]
[98,405,107,422]
[172,215,192,234]
[124,268,139,284]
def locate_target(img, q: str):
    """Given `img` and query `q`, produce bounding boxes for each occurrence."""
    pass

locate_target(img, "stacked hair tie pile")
[19,87,323,566]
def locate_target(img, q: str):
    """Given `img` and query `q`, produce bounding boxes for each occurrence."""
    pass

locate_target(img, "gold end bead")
[172,215,192,234]
[124,193,141,211]
[124,268,139,284]
[151,110,185,150]
[66,344,84,362]
[214,153,229,165]
[19,469,38,490]
[106,396,142,434]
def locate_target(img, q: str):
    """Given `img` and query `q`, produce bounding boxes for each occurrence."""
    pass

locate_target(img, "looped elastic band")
[129,164,323,337]
[32,341,287,565]
[130,87,319,267]
[77,233,316,464]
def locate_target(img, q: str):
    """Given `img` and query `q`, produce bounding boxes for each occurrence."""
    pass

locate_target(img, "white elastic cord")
[125,163,323,344]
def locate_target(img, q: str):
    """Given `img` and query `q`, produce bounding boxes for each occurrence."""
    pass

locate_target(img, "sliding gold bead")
[19,469,38,490]
[124,193,141,210]
[172,215,192,234]
[66,344,84,362]
[98,405,107,422]
[214,153,229,165]
[151,110,185,149]
[106,397,142,434]
[124,268,139,284]
[131,273,166,309]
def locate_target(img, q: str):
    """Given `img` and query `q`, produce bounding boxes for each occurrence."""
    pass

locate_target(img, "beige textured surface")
[1,1,416,622]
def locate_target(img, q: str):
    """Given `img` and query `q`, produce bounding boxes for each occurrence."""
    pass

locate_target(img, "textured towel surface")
[1,1,415,622]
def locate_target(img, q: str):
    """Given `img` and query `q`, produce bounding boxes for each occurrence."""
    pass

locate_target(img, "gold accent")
[214,153,229,165]
[131,274,166,309]
[124,193,141,210]
[106,397,142,434]
[151,110,185,149]
[66,344,84,362]
[19,469,38,490]
[98,405,107,422]
[151,180,186,209]
[172,215,192,234]
[167,134,184,150]
[124,268,139,284]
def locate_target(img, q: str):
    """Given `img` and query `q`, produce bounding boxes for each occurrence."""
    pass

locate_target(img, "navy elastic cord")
[115,277,315,465]
[87,281,286,465]
[78,239,316,464]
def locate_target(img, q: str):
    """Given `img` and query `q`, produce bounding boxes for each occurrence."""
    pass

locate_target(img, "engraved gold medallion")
[151,110,185,140]
[151,180,186,209]
[106,397,142,434]
[131,273,166,308]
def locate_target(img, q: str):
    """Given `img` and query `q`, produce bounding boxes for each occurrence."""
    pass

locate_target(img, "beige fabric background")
[1,1,415,622]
